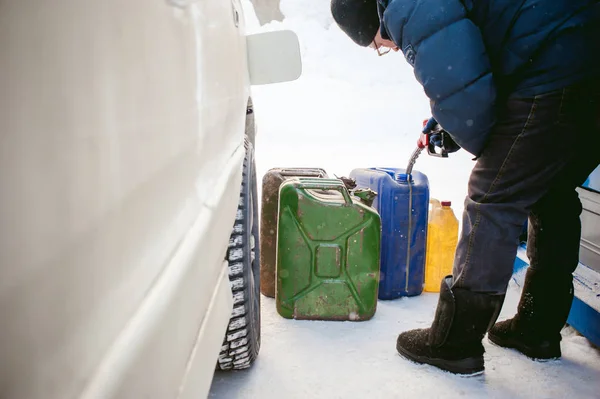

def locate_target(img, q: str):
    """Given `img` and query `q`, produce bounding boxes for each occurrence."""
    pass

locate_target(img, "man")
[331,0,600,375]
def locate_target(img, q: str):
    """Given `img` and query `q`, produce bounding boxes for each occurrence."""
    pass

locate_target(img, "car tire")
[217,137,261,371]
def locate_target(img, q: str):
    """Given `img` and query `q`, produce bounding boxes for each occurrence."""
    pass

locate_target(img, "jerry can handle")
[372,167,397,177]
[278,168,327,177]
[429,198,441,212]
[299,183,353,205]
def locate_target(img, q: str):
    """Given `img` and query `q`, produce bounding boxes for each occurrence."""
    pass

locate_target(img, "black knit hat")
[331,0,380,47]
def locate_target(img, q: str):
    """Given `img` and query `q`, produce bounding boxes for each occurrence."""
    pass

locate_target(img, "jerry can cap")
[441,201,451,206]
[395,173,413,183]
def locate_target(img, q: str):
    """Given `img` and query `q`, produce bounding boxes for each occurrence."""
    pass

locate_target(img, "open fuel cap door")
[247,30,302,85]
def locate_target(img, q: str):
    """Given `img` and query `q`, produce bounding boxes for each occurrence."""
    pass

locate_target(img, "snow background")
[210,1,600,397]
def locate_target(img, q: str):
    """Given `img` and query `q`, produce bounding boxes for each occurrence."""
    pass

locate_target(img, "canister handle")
[298,182,353,205]
[429,198,441,212]
[278,168,327,177]
[372,167,397,177]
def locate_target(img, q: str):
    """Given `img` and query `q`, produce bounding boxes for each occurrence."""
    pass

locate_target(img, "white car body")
[0,1,299,398]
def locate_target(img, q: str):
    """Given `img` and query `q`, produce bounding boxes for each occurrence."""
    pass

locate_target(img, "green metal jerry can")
[276,178,381,321]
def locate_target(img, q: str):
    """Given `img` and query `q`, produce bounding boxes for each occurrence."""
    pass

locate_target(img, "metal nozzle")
[406,146,424,176]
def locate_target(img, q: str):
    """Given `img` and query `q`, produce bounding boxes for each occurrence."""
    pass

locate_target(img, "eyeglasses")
[370,42,391,56]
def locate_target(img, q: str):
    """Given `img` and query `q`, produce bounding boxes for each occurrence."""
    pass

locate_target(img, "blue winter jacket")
[378,0,600,156]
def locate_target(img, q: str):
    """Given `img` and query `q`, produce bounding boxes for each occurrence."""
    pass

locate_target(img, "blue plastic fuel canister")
[349,167,429,299]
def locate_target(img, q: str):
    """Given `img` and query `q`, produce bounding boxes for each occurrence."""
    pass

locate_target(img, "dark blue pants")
[452,81,600,294]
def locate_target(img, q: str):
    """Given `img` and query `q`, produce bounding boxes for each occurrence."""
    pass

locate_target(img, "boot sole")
[396,343,484,376]
[487,332,561,361]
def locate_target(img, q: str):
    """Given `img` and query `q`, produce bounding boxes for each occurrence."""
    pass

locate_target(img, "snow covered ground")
[210,295,599,399]
[209,2,600,397]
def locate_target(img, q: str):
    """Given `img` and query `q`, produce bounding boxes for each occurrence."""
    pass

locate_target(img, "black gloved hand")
[429,130,461,154]
[422,117,439,134]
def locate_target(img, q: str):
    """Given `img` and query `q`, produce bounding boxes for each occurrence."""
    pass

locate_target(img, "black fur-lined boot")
[396,276,505,375]
[488,267,574,360]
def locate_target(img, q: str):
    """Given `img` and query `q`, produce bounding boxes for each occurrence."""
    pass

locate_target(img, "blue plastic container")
[582,164,600,193]
[349,167,430,299]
